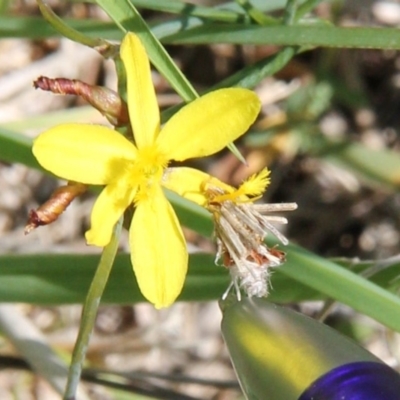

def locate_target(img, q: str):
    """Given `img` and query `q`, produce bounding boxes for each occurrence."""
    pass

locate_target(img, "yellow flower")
[166,168,297,299]
[32,32,261,308]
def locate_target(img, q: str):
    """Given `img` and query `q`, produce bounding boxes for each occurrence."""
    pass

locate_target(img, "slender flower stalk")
[32,32,261,308]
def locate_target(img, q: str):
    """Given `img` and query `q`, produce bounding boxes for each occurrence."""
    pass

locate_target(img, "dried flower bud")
[34,76,129,126]
[204,169,297,300]
[25,182,87,234]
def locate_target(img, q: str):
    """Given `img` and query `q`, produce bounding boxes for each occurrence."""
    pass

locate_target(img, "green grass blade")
[129,0,246,23]
[0,248,399,331]
[95,0,198,102]
[128,0,301,16]
[213,46,300,90]
[295,0,325,22]
[280,244,400,332]
[235,0,278,25]
[164,24,400,49]
[0,16,121,40]
[0,128,40,169]
[37,0,105,49]
[0,252,318,305]
[0,253,227,304]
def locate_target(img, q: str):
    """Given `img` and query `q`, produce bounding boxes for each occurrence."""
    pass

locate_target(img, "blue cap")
[299,361,400,399]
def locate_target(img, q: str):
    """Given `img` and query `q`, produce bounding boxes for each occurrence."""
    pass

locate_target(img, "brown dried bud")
[25,182,87,234]
[34,76,129,127]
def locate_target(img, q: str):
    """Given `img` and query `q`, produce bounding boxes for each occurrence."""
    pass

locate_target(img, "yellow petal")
[120,33,160,148]
[86,183,136,247]
[157,88,261,161]
[130,186,187,308]
[163,167,233,206]
[33,123,137,184]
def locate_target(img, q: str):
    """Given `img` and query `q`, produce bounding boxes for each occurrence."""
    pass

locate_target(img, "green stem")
[63,219,122,400]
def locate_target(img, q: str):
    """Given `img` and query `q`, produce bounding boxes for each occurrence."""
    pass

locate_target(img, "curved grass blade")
[0,252,320,304]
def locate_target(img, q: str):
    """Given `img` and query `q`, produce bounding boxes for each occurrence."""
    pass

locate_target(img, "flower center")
[129,145,169,202]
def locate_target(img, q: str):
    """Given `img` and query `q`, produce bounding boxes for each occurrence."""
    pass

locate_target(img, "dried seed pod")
[203,170,297,299]
[25,182,87,234]
[34,76,129,126]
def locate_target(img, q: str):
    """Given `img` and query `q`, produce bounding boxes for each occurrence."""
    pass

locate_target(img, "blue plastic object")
[299,361,400,399]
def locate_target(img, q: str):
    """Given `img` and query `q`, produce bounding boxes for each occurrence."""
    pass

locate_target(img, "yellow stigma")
[204,168,271,205]
[237,168,271,198]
